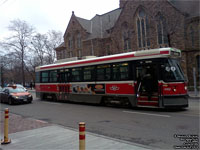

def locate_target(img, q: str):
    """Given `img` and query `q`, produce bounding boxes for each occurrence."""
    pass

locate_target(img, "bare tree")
[45,30,63,64]
[30,33,48,66]
[1,19,35,86]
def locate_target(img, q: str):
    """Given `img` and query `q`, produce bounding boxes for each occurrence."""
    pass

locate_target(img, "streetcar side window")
[83,66,95,81]
[112,62,129,80]
[35,72,40,83]
[41,71,49,83]
[49,70,57,83]
[71,68,82,82]
[96,64,111,81]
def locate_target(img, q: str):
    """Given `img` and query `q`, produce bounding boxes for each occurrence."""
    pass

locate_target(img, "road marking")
[179,113,200,117]
[41,102,62,105]
[123,111,171,118]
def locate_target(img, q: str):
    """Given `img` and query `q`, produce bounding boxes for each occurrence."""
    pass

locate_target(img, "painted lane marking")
[41,102,62,105]
[123,111,171,118]
[178,113,200,117]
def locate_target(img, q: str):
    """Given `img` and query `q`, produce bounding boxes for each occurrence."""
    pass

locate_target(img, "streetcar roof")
[36,47,181,71]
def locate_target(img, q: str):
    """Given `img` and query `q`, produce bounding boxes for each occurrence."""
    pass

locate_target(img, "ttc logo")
[110,85,120,91]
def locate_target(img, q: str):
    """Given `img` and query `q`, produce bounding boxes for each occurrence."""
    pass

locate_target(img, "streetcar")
[35,47,188,108]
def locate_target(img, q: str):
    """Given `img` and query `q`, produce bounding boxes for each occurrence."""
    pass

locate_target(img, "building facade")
[55,0,200,88]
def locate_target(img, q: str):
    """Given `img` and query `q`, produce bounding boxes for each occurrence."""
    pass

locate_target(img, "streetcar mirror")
[171,66,176,72]
[165,67,170,72]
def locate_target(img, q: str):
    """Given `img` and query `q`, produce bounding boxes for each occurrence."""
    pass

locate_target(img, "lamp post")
[0,62,2,87]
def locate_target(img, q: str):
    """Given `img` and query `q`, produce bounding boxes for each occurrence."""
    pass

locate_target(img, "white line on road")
[123,111,171,118]
[41,102,62,105]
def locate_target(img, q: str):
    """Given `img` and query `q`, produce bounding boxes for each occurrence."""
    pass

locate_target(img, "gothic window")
[78,50,82,58]
[77,33,82,49]
[106,45,111,55]
[123,30,131,50]
[157,13,168,45]
[68,51,73,58]
[63,50,67,59]
[122,22,131,51]
[190,26,194,47]
[68,36,73,50]
[197,55,200,76]
[136,8,150,48]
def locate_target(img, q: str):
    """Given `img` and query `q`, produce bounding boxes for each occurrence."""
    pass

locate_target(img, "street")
[0,93,199,149]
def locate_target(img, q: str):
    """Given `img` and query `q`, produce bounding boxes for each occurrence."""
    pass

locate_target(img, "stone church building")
[55,0,200,88]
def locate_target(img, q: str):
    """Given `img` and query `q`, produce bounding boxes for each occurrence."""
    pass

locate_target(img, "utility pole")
[193,67,198,96]
[0,62,2,87]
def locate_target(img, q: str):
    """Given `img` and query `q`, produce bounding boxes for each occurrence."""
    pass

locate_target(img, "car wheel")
[8,98,13,105]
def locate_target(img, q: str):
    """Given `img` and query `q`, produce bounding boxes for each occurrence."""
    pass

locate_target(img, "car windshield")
[161,58,185,82]
[9,88,26,93]
[16,84,23,88]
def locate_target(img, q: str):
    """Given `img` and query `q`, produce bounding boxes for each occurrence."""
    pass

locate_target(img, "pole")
[0,63,2,87]
[79,122,85,150]
[193,67,197,96]
[1,108,11,144]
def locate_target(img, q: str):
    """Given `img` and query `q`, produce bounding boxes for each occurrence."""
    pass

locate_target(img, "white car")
[7,84,28,91]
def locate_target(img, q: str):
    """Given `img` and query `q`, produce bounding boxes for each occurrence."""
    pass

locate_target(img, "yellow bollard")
[1,108,11,144]
[79,122,85,150]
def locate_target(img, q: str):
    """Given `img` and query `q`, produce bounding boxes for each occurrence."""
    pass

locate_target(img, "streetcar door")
[135,62,159,107]
[58,69,70,100]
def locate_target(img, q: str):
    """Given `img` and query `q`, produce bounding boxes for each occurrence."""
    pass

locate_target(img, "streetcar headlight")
[184,86,187,90]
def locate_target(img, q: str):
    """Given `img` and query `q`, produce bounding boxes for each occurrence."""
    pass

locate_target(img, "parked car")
[7,84,27,91]
[0,85,32,105]
[15,84,28,91]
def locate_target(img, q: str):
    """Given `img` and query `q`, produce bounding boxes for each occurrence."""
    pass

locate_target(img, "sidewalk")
[188,91,200,99]
[0,113,151,150]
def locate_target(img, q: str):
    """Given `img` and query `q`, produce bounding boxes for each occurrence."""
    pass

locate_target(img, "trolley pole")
[79,122,85,150]
[1,108,11,144]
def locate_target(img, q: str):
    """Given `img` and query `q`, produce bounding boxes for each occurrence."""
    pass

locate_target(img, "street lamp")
[0,59,4,87]
[0,62,2,87]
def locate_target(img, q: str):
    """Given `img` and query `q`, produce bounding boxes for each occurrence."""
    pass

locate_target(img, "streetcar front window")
[161,59,185,82]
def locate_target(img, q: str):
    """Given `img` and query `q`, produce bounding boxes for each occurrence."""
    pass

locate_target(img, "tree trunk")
[22,50,25,86]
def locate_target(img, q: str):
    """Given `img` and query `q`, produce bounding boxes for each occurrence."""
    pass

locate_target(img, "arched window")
[157,13,168,45]
[190,26,194,47]
[68,35,73,50]
[122,22,131,51]
[196,55,200,76]
[136,8,150,48]
[123,30,131,50]
[77,33,82,49]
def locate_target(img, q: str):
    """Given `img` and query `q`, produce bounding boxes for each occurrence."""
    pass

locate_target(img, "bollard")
[1,108,11,144]
[79,122,85,150]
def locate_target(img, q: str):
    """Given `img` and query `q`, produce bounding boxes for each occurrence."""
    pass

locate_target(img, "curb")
[189,96,200,99]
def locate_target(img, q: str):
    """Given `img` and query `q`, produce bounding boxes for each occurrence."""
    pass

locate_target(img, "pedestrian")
[30,82,32,90]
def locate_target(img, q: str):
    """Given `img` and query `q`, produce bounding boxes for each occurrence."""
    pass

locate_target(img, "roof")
[76,8,122,40]
[64,0,199,44]
[169,0,200,17]
[54,42,66,51]
[37,47,178,71]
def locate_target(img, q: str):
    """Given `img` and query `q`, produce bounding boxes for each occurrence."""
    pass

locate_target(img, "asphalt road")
[0,94,199,149]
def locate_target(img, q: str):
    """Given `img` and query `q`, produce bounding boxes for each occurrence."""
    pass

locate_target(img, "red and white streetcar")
[35,47,188,108]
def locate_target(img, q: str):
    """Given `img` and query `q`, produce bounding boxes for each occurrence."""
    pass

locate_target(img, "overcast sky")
[0,0,119,40]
